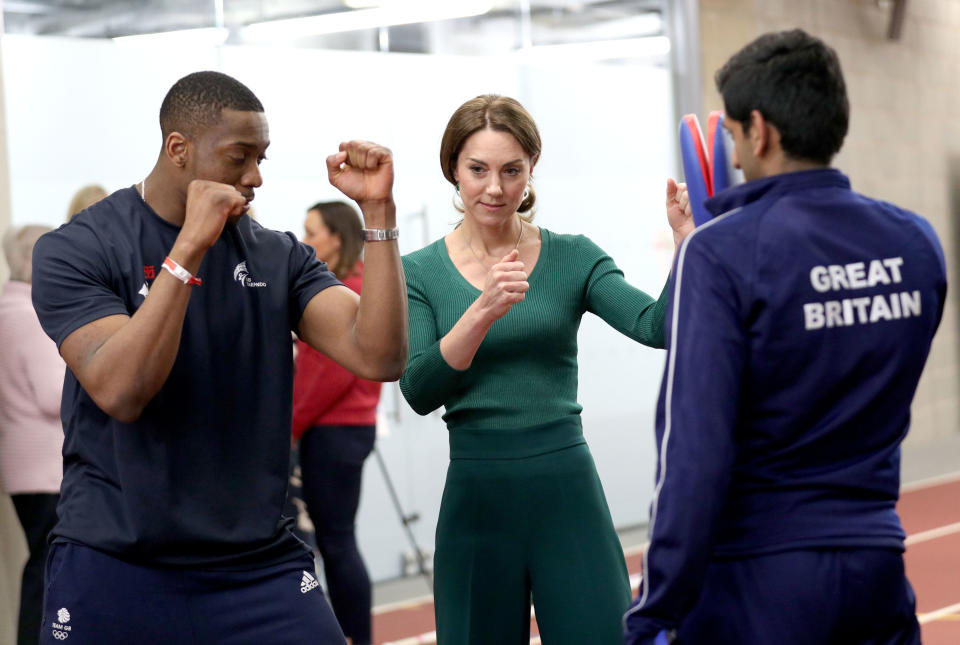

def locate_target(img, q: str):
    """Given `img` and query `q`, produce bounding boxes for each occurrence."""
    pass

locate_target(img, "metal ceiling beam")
[5,0,663,41]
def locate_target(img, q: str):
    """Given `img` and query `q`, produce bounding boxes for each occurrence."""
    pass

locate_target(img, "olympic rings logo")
[52,630,69,640]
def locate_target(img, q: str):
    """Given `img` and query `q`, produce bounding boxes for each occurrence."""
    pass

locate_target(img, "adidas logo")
[300,571,319,594]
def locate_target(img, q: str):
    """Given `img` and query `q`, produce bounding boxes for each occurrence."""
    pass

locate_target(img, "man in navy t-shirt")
[31,71,407,644]
[624,30,945,645]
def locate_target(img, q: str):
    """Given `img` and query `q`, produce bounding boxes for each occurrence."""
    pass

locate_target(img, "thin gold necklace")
[466,221,524,271]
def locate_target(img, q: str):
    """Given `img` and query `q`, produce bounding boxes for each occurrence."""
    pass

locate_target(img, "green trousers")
[433,417,631,644]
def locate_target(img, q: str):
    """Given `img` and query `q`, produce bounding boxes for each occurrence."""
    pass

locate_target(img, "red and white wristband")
[162,256,202,286]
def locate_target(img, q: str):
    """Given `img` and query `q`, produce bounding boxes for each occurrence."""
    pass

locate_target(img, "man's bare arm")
[59,180,246,422]
[298,141,408,380]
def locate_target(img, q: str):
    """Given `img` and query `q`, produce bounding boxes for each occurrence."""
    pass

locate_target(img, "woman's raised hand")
[666,178,695,249]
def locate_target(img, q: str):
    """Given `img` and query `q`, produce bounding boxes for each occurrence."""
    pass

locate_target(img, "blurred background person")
[0,225,65,645]
[65,184,107,221]
[292,201,382,645]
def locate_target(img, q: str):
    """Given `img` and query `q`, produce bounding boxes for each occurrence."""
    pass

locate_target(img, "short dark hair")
[715,29,849,165]
[159,71,263,139]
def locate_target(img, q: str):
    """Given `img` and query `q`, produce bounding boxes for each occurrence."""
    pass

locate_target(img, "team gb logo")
[233,261,267,288]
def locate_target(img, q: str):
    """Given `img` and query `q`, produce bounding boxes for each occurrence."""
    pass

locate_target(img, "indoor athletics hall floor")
[369,433,960,645]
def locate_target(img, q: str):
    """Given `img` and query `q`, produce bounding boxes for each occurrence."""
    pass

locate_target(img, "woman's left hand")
[666,178,694,248]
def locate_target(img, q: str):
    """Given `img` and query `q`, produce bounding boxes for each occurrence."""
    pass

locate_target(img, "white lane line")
[373,593,435,615]
[382,631,436,645]
[905,521,960,546]
[619,475,960,559]
[901,470,960,493]
[383,596,960,645]
[381,629,547,644]
[377,489,960,643]
[375,544,650,616]
[623,521,960,555]
[918,601,960,625]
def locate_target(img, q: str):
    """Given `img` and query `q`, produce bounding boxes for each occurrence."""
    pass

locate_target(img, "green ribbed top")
[399,228,668,431]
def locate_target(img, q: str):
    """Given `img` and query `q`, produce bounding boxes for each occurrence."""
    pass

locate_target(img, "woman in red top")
[293,201,382,645]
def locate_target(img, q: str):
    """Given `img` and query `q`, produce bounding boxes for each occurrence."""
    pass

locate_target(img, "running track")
[371,474,960,644]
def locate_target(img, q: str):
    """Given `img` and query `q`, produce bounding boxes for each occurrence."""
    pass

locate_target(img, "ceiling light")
[4,1,55,14]
[113,27,229,46]
[515,36,671,62]
[243,1,492,40]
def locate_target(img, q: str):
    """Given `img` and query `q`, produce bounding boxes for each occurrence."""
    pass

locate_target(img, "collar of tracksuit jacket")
[705,167,850,218]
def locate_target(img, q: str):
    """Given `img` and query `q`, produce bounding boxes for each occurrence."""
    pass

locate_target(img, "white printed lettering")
[870,294,893,322]
[810,266,831,292]
[808,257,905,292]
[829,265,849,290]
[851,297,871,323]
[804,303,825,330]
[867,260,892,287]
[901,290,921,317]
[825,301,844,327]
[803,291,921,331]
[846,262,867,288]
[843,299,854,325]
[883,257,904,283]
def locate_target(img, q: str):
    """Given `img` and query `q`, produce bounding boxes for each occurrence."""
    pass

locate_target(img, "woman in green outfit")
[399,95,693,644]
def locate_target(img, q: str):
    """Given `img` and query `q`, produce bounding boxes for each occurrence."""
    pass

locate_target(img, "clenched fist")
[666,178,694,249]
[182,179,248,251]
[476,249,529,322]
[326,141,394,207]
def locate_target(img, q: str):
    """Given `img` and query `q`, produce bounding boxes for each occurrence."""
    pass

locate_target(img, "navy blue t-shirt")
[32,187,341,568]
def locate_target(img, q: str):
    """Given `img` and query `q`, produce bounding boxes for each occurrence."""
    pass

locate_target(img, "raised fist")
[183,179,248,250]
[477,249,529,322]
[666,178,694,247]
[326,141,394,206]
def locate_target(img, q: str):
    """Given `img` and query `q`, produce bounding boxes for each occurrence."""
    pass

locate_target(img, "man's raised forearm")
[354,198,408,379]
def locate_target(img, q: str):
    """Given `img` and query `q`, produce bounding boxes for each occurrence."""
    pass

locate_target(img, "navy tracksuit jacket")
[623,168,946,643]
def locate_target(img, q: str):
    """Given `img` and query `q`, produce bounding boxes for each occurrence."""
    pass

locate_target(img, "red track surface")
[901,476,960,645]
[372,475,960,644]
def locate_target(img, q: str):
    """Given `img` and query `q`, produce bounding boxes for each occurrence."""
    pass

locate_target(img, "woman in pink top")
[0,224,64,645]
[292,201,381,645]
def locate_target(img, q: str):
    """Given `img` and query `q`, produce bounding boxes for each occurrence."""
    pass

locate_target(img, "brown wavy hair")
[308,201,364,280]
[440,94,541,221]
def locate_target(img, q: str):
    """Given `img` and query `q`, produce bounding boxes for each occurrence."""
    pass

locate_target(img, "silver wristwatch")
[362,228,399,242]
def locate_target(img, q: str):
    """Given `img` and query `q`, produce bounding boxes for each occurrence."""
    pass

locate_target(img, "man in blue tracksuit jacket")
[624,29,946,645]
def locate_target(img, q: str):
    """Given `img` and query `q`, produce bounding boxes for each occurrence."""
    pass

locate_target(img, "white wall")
[3,36,676,581]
